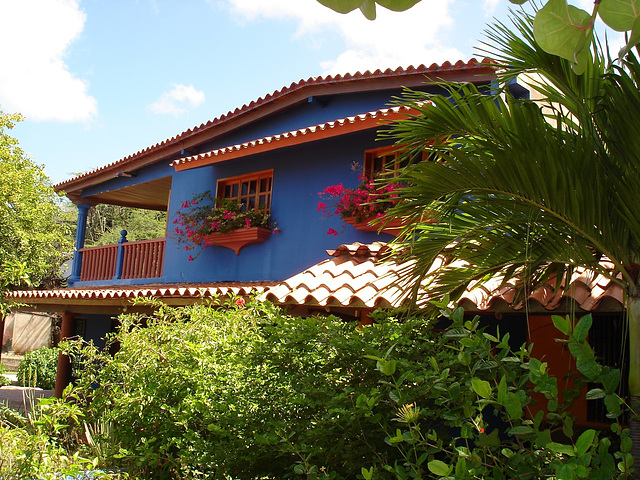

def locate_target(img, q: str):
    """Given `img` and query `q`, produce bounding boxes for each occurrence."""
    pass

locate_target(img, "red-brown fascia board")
[56,60,497,196]
[172,107,414,171]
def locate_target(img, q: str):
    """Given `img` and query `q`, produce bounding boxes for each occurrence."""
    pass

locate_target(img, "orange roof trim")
[171,105,418,171]
[55,59,494,192]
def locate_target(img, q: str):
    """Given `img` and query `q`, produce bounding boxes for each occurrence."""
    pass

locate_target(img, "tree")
[84,204,167,247]
[317,0,640,73]
[0,108,73,290]
[382,12,640,470]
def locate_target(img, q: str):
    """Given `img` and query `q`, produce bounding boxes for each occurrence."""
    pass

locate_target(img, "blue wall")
[73,82,465,286]
[162,128,395,283]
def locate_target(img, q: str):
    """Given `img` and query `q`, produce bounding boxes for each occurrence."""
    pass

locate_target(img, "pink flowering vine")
[172,190,273,259]
[318,176,402,235]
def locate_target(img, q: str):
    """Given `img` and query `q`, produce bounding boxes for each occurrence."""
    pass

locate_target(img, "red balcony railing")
[79,244,118,281]
[78,238,165,282]
[121,238,165,279]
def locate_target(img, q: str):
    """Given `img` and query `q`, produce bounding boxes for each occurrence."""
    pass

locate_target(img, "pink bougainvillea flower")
[327,228,339,236]
[244,218,252,228]
[235,297,246,307]
[188,255,194,262]
[317,201,327,212]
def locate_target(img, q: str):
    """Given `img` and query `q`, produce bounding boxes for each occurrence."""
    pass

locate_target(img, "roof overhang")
[68,176,173,210]
[5,283,273,315]
[55,60,497,199]
[6,242,625,316]
[171,105,417,171]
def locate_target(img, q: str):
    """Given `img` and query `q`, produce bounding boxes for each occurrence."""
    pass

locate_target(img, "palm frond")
[382,12,640,309]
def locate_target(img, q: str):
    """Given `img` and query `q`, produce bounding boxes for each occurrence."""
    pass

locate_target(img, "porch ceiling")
[78,176,172,211]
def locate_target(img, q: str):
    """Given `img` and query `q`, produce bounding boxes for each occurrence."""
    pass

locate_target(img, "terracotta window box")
[204,227,272,255]
[343,216,405,236]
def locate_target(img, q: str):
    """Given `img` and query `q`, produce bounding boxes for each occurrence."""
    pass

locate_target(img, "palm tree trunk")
[627,294,640,478]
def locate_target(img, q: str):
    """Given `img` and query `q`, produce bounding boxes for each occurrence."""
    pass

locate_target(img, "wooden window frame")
[216,169,274,213]
[363,145,429,180]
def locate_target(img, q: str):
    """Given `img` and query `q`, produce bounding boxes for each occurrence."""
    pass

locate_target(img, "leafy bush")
[17,346,59,389]
[356,303,633,479]
[0,362,11,387]
[57,298,631,479]
[0,386,124,479]
[66,299,439,478]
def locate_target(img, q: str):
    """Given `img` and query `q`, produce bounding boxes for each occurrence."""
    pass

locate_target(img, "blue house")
[8,59,627,426]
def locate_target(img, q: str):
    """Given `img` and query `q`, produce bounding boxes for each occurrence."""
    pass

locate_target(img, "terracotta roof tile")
[55,59,493,191]
[10,243,622,314]
[263,242,414,308]
[264,243,625,313]
[7,282,272,304]
[170,105,417,170]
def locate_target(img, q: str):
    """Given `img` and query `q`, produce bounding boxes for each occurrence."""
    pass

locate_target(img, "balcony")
[78,237,165,282]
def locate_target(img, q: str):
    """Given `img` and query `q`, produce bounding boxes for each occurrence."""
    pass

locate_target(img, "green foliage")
[47,299,630,479]
[64,299,441,478]
[316,0,640,70]
[316,0,422,19]
[17,346,59,390]
[0,362,11,387]
[0,385,124,479]
[0,108,73,291]
[384,10,640,399]
[0,300,633,478]
[362,304,634,479]
[84,204,167,247]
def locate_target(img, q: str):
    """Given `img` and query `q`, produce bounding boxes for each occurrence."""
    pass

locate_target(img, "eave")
[55,59,497,198]
[171,105,418,171]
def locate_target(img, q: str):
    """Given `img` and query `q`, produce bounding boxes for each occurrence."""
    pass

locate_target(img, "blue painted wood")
[113,230,128,280]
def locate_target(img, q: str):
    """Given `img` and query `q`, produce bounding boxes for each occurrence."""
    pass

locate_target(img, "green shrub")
[67,299,440,479]
[355,304,633,480]
[0,362,11,386]
[62,298,632,479]
[17,346,59,389]
[0,387,124,479]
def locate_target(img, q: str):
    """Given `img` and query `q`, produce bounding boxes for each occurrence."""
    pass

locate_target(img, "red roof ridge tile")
[55,59,493,190]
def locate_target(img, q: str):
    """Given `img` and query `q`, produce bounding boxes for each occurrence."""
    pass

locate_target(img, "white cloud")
[0,0,97,123]
[223,0,463,75]
[482,0,500,17]
[148,84,206,116]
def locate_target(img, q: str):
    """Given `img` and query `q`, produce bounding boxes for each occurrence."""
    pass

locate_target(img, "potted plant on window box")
[173,192,273,257]
[318,176,405,236]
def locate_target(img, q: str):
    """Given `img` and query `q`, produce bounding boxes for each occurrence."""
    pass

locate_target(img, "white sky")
[0,0,625,183]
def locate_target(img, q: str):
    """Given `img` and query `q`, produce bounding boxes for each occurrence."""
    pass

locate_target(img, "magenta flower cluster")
[318,176,402,235]
[173,191,271,260]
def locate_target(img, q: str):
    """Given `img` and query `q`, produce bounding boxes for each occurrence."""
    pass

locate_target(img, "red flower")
[188,255,194,262]
[479,427,485,434]
[236,298,246,307]
[327,228,339,236]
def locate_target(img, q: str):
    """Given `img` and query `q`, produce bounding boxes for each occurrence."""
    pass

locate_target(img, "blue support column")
[113,230,128,280]
[68,204,92,286]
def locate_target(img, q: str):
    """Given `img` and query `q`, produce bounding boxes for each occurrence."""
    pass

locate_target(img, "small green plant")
[17,346,59,390]
[0,362,11,387]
